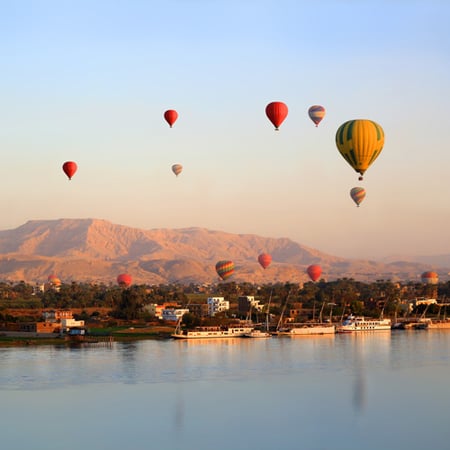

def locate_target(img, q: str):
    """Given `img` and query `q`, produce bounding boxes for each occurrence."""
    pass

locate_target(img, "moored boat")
[276,323,335,336]
[243,329,272,338]
[428,319,450,329]
[172,325,254,339]
[336,315,391,333]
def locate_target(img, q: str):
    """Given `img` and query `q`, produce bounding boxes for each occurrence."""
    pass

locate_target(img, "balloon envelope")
[47,274,61,286]
[307,264,322,282]
[265,101,288,130]
[117,273,132,287]
[335,119,384,180]
[171,164,183,177]
[62,161,77,180]
[308,105,326,126]
[215,260,235,280]
[421,271,438,285]
[164,109,178,128]
[350,187,366,207]
[258,253,272,269]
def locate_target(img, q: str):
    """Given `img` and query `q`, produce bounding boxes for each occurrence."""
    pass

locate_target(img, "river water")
[1,331,450,450]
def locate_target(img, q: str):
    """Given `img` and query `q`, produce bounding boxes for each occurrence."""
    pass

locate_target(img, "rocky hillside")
[0,219,445,285]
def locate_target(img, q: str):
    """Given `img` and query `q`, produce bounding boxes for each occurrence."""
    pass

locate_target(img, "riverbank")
[0,325,176,347]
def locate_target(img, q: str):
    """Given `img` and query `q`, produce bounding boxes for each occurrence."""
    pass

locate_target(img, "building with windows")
[238,296,264,315]
[42,309,74,322]
[207,297,230,317]
[162,308,189,322]
[189,303,209,318]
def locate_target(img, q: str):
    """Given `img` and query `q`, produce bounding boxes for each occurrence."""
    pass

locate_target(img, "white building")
[162,308,189,322]
[207,297,230,317]
[61,318,85,332]
[238,296,265,314]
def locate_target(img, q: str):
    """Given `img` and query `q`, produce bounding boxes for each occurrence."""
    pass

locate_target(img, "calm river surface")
[1,331,450,450]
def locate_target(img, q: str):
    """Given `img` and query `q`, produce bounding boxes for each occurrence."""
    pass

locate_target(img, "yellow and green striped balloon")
[335,119,384,180]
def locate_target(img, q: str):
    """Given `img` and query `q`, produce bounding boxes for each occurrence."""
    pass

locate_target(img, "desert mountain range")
[0,219,447,285]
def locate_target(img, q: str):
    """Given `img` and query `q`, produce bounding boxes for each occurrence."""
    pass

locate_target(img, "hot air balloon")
[171,164,183,177]
[335,119,385,180]
[258,253,272,270]
[164,109,178,128]
[117,273,132,288]
[350,187,366,207]
[307,264,322,282]
[62,161,77,180]
[308,105,326,127]
[265,101,288,130]
[421,271,438,285]
[215,260,234,280]
[47,274,61,286]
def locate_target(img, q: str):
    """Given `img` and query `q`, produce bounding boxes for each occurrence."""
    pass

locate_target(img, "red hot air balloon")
[164,109,178,128]
[117,273,132,288]
[258,253,272,270]
[62,161,77,180]
[47,274,61,286]
[421,271,438,285]
[306,264,322,282]
[215,260,235,280]
[265,101,288,130]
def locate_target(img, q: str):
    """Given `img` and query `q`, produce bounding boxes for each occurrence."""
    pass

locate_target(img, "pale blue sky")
[0,0,449,259]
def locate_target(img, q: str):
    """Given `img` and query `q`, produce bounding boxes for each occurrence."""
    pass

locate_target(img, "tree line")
[0,279,449,323]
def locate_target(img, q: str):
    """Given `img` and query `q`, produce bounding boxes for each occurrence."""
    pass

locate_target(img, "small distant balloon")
[62,161,77,180]
[164,109,178,128]
[308,105,326,127]
[265,101,288,130]
[215,260,235,280]
[117,273,132,288]
[421,271,438,285]
[307,264,322,282]
[47,274,61,286]
[171,164,183,177]
[258,253,272,270]
[350,187,366,207]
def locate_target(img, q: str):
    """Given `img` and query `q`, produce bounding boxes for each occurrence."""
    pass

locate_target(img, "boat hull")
[243,330,272,338]
[336,316,391,333]
[428,321,450,329]
[172,327,254,339]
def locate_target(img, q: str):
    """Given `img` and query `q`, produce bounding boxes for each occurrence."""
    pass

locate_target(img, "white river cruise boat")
[336,315,391,333]
[172,325,254,339]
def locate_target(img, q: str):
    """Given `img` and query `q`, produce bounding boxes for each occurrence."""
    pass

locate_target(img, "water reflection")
[1,332,450,450]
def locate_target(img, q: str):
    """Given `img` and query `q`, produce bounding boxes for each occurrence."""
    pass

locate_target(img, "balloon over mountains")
[421,271,439,285]
[117,273,132,287]
[258,253,272,270]
[306,264,322,282]
[215,260,235,280]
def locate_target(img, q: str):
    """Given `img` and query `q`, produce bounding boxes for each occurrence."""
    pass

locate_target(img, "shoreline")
[0,328,175,347]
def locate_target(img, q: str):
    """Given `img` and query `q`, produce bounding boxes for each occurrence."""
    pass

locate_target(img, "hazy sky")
[1,0,449,260]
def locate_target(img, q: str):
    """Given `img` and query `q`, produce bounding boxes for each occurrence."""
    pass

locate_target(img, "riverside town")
[1,274,449,345]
